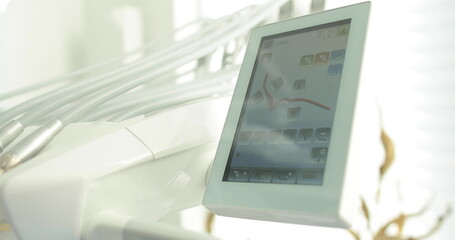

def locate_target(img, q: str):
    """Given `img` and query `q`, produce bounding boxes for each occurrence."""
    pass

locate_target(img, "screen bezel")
[222,18,352,185]
[204,2,370,227]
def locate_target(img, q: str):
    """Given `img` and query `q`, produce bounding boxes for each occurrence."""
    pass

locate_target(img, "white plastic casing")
[203,3,370,228]
[0,97,230,240]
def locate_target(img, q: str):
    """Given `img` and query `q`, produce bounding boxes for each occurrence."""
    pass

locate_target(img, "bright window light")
[0,0,11,13]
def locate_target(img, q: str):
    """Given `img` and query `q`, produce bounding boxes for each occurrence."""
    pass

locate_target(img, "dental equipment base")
[0,97,230,240]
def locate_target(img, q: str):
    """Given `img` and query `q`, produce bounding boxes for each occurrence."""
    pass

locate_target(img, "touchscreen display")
[223,19,351,185]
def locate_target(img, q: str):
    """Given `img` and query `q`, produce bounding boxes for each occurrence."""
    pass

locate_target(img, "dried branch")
[361,198,371,229]
[348,229,361,240]
[373,214,405,240]
[379,130,395,181]
[377,130,395,201]
[205,212,216,234]
[412,205,452,240]
[406,197,433,218]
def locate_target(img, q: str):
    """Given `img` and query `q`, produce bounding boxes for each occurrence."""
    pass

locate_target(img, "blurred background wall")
[0,0,278,95]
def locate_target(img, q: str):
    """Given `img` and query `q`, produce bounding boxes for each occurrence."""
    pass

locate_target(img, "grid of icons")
[237,127,331,145]
[227,168,324,185]
[299,49,346,78]
[225,22,351,186]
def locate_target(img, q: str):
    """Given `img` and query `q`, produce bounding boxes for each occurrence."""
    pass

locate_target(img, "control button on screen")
[260,53,272,63]
[282,129,297,144]
[267,130,282,144]
[272,170,297,184]
[250,169,273,183]
[263,40,274,49]
[238,131,253,145]
[228,169,250,182]
[315,128,331,143]
[292,79,306,91]
[297,128,313,143]
[300,54,315,67]
[315,52,330,64]
[330,49,346,62]
[270,77,284,92]
[327,64,343,78]
[287,107,301,121]
[296,169,324,185]
[250,91,265,105]
[311,147,328,164]
[252,131,267,145]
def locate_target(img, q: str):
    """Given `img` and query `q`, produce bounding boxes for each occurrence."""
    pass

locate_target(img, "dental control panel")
[204,2,370,228]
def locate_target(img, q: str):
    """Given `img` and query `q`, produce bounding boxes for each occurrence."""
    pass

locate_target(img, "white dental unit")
[0,1,370,239]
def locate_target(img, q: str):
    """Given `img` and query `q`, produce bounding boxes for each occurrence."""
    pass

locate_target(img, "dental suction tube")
[0,0,289,173]
[57,0,286,125]
[0,15,224,126]
[109,81,235,121]
[80,67,239,122]
[0,13,233,151]
[0,18,207,103]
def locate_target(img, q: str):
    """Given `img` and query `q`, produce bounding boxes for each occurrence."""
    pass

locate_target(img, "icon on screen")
[271,77,284,92]
[297,128,313,143]
[252,131,267,145]
[238,131,252,145]
[292,79,306,91]
[337,25,350,36]
[267,130,282,144]
[287,107,301,121]
[315,52,330,64]
[296,169,324,185]
[327,64,343,78]
[282,129,297,144]
[250,90,264,105]
[260,53,272,63]
[330,50,346,63]
[229,168,250,182]
[300,54,314,67]
[311,147,328,164]
[315,128,331,143]
[250,169,272,183]
[272,170,297,184]
[263,40,274,49]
